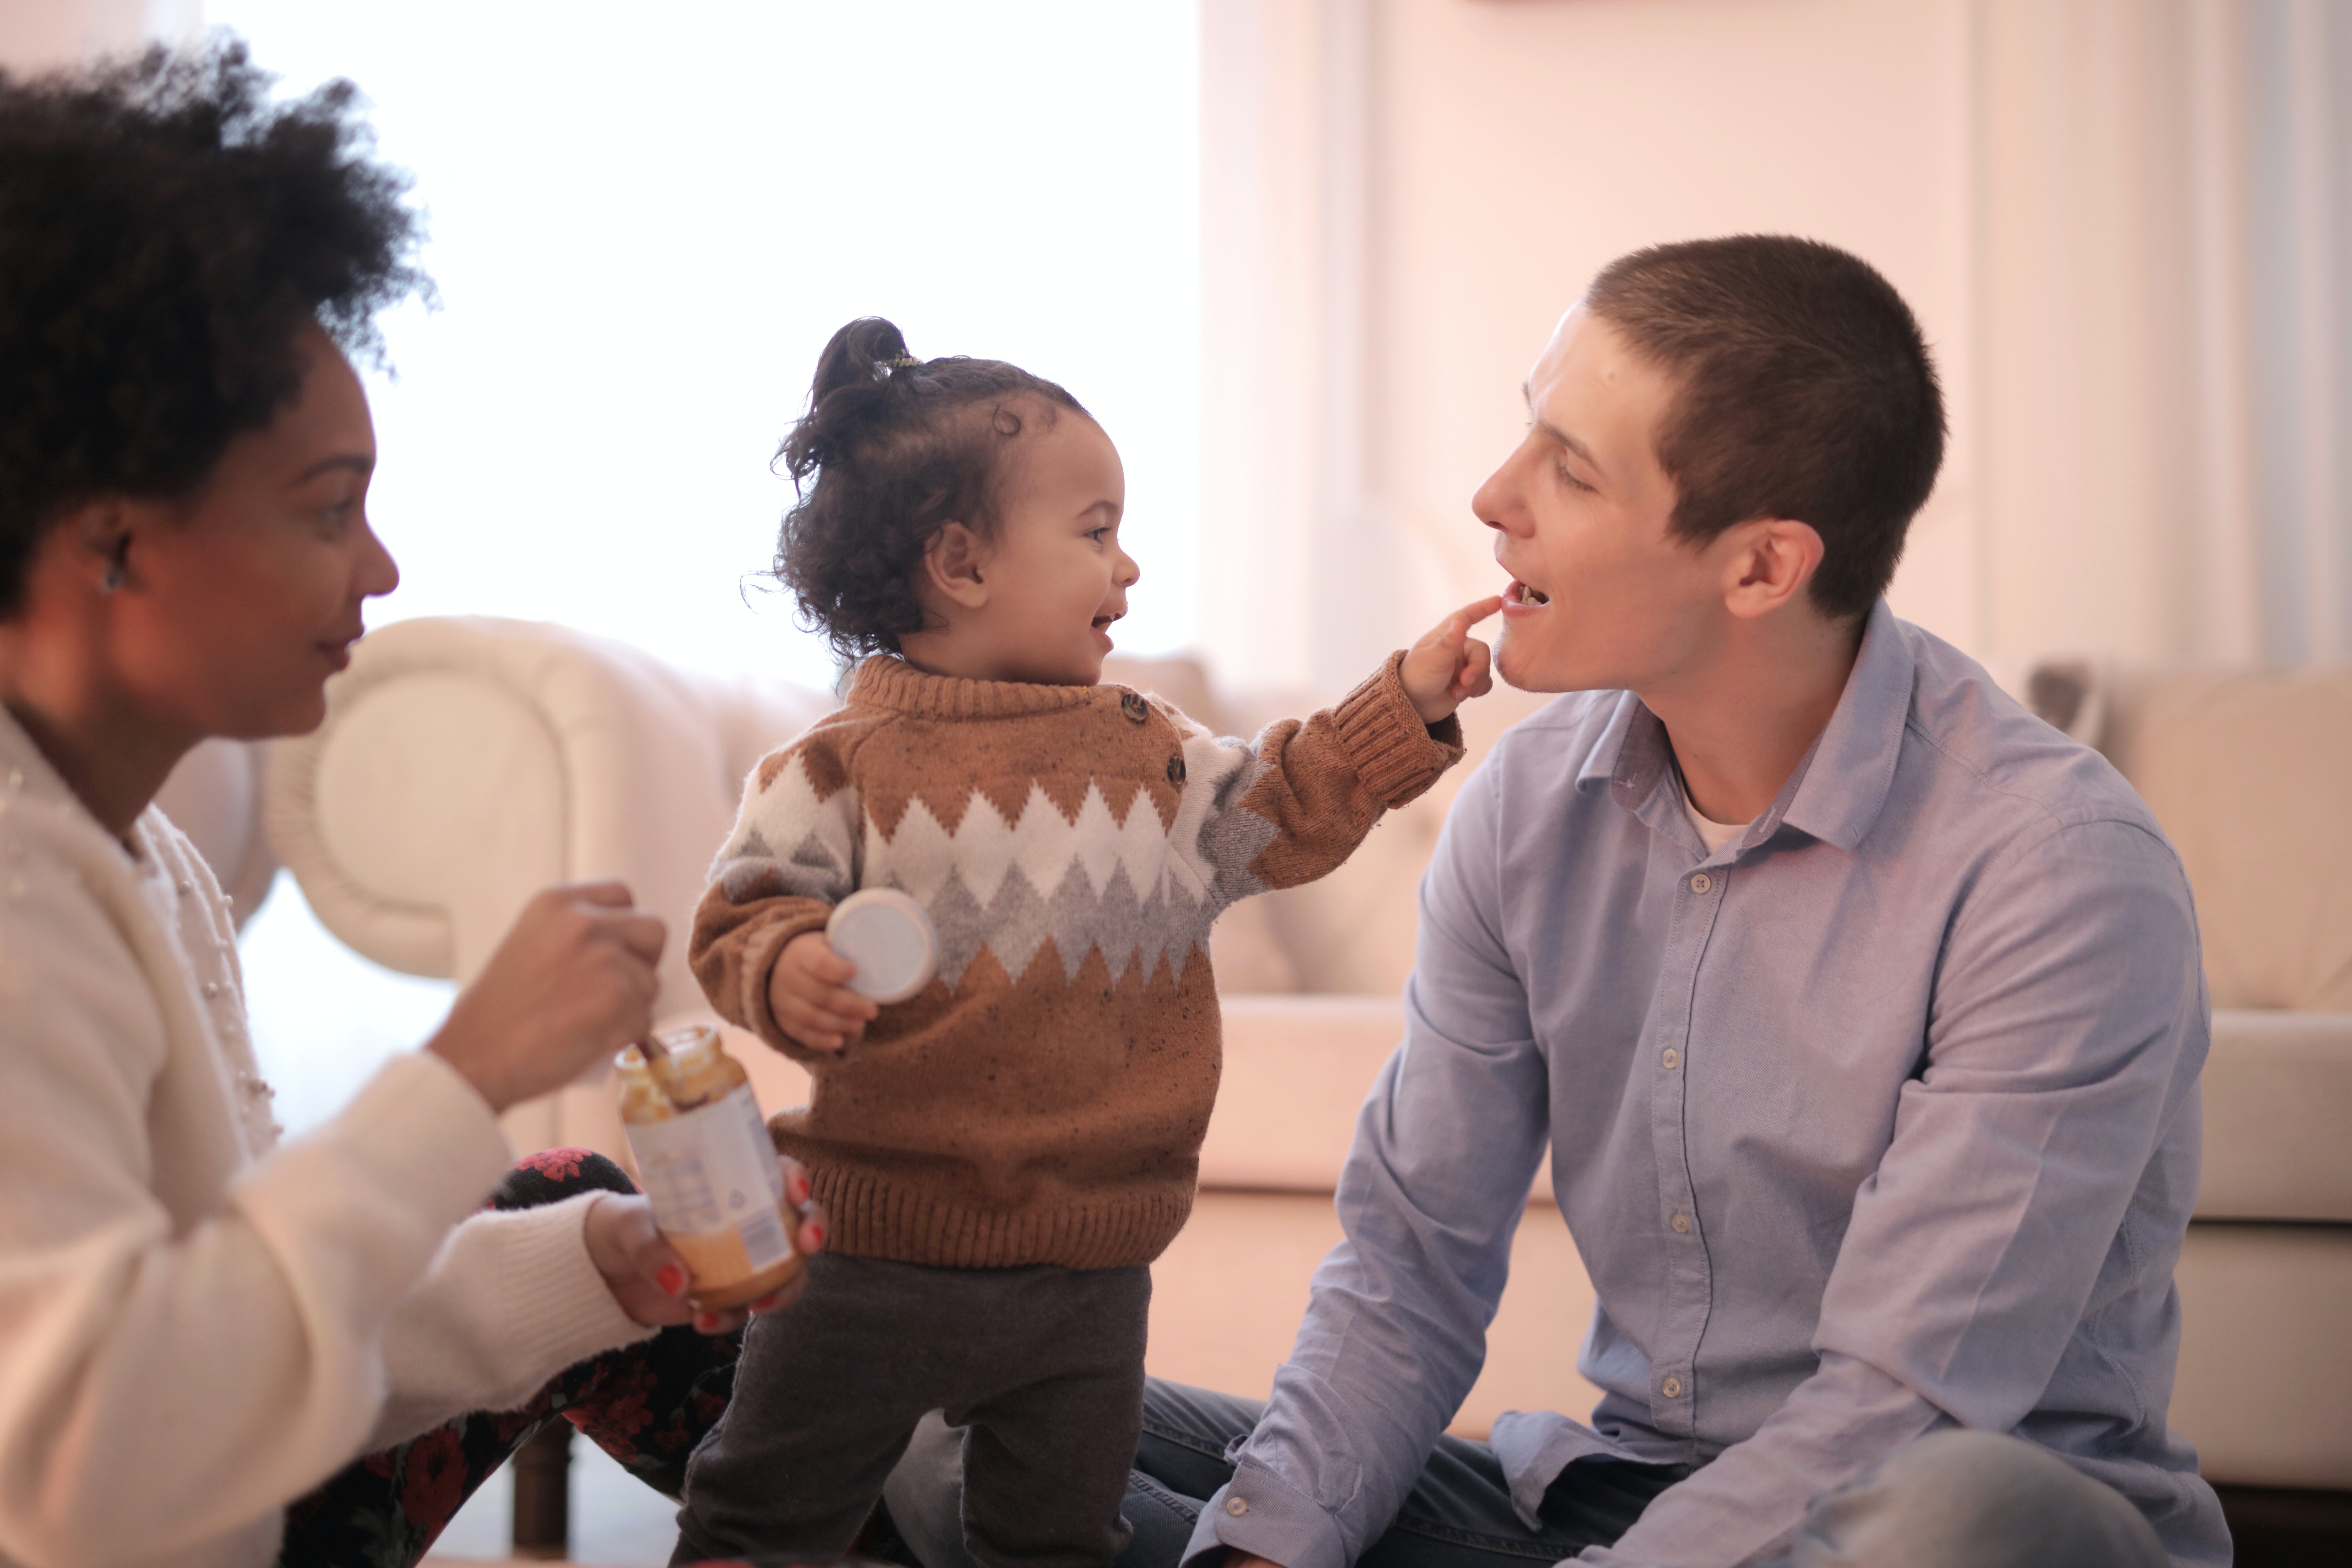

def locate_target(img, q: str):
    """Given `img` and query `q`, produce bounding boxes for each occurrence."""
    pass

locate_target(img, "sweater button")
[1121,692,1149,723]
[1167,754,1186,784]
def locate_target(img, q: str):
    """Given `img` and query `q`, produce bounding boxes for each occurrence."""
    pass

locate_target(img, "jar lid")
[826,888,940,1004]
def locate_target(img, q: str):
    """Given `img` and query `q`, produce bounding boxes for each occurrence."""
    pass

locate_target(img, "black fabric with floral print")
[276,1149,743,1568]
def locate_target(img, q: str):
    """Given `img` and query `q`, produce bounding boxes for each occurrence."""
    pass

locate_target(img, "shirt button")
[1662,1376,1685,1399]
[1661,1047,1680,1070]
[1688,873,1712,894]
[202,981,220,999]
[1671,1212,1691,1234]
[177,879,192,895]
[1226,1497,1249,1517]
[1121,692,1149,723]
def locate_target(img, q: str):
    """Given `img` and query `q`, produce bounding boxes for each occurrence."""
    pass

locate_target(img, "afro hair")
[0,36,427,614]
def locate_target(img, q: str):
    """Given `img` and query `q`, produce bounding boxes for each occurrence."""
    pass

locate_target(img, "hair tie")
[881,355,921,370]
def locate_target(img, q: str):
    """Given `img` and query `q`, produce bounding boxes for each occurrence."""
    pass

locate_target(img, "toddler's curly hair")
[775,318,1087,664]
[0,38,426,616]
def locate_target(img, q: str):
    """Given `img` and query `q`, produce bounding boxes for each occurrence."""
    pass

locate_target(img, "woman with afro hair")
[0,39,824,1568]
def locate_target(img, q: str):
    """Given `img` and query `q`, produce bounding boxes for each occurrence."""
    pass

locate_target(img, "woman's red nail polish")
[790,1171,811,1204]
[656,1263,688,1297]
[802,1220,826,1250]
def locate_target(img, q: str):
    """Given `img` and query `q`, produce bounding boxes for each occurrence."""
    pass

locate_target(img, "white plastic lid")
[826,888,940,1004]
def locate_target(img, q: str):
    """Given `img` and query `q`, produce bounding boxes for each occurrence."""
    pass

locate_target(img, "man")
[889,235,2222,1568]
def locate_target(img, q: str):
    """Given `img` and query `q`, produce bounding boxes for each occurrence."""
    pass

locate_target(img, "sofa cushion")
[2172,1223,2352,1488]
[2197,1010,2352,1222]
[2104,666,2352,1011]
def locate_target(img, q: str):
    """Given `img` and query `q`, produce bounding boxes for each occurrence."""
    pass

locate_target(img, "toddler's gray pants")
[672,1251,1151,1568]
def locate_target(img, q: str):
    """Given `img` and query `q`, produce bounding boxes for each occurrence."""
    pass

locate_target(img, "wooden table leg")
[511,1419,571,1560]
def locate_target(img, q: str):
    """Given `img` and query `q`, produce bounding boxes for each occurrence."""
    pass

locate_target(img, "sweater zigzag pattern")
[691,652,1462,1270]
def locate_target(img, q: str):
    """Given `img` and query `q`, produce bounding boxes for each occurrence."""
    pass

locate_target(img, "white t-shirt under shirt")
[1679,776,1749,854]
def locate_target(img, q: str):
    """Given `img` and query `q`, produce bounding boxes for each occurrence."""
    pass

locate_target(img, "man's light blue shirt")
[1188,606,2228,1567]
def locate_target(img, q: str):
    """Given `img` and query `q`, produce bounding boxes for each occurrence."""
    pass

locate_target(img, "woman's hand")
[767,930,880,1051]
[427,882,666,1112]
[1400,597,1504,725]
[583,1155,830,1333]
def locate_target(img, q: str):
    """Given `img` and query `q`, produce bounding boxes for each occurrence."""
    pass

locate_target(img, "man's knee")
[1789,1430,2168,1568]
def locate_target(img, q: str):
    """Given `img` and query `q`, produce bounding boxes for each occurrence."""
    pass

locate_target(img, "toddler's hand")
[1400,597,1503,724]
[768,930,880,1051]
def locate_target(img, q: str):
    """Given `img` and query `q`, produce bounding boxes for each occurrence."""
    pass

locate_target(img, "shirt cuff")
[1180,1464,1352,1568]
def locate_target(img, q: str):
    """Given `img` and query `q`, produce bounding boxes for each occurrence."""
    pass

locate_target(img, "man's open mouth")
[1511,580,1551,606]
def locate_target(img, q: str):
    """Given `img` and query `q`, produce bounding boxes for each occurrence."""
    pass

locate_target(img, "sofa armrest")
[264,616,833,1010]
[2198,1009,2352,1222]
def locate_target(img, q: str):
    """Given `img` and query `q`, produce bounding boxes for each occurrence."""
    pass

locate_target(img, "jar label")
[624,1084,792,1274]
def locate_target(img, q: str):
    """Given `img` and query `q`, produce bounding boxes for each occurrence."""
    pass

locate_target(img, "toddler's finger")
[818,984,881,1021]
[810,990,877,1032]
[1440,595,1506,645]
[808,943,861,985]
[779,1000,850,1051]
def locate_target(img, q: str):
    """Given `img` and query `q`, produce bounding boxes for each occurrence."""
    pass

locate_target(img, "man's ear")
[1720,518,1825,620]
[922,522,992,612]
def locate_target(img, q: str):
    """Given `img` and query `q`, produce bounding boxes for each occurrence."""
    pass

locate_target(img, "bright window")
[209,0,1203,1129]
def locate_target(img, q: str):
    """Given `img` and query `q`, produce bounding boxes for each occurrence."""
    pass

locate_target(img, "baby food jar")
[614,1023,804,1309]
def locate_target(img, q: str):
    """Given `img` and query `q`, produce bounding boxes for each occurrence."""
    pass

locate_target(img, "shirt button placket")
[1650,859,1728,1437]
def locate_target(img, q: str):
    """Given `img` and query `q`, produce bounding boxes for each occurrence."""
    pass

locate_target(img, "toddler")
[673,318,1499,1567]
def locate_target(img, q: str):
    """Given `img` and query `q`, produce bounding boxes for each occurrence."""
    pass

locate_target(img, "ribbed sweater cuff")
[1332,651,1468,807]
[469,1193,655,1388]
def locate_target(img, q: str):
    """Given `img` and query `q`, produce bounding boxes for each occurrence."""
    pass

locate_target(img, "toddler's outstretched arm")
[1174,601,1495,907]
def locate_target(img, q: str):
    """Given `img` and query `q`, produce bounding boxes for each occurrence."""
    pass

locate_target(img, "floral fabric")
[277,1149,741,1568]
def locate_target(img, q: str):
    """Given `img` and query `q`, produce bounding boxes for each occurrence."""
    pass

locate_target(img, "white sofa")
[162,617,2351,1550]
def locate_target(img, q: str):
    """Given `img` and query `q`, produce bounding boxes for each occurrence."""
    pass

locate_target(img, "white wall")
[1201,0,1981,699]
[1200,0,2352,692]
[0,0,196,68]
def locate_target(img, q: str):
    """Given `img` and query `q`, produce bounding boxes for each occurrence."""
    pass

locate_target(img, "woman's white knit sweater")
[0,708,653,1568]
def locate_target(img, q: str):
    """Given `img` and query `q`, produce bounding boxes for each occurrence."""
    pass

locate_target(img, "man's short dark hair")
[0,38,425,616]
[1585,235,1945,620]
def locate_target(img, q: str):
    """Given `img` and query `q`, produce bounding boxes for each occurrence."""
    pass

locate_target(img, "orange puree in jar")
[615,1026,803,1310]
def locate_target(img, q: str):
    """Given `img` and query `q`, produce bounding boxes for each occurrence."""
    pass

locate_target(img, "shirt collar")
[1577,600,1916,855]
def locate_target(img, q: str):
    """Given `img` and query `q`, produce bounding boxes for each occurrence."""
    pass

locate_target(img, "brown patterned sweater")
[689,651,1464,1269]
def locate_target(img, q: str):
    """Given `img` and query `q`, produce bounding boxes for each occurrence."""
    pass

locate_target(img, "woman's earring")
[101,563,123,593]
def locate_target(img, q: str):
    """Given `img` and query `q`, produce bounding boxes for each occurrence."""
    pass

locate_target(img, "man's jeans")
[881,1379,2174,1568]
